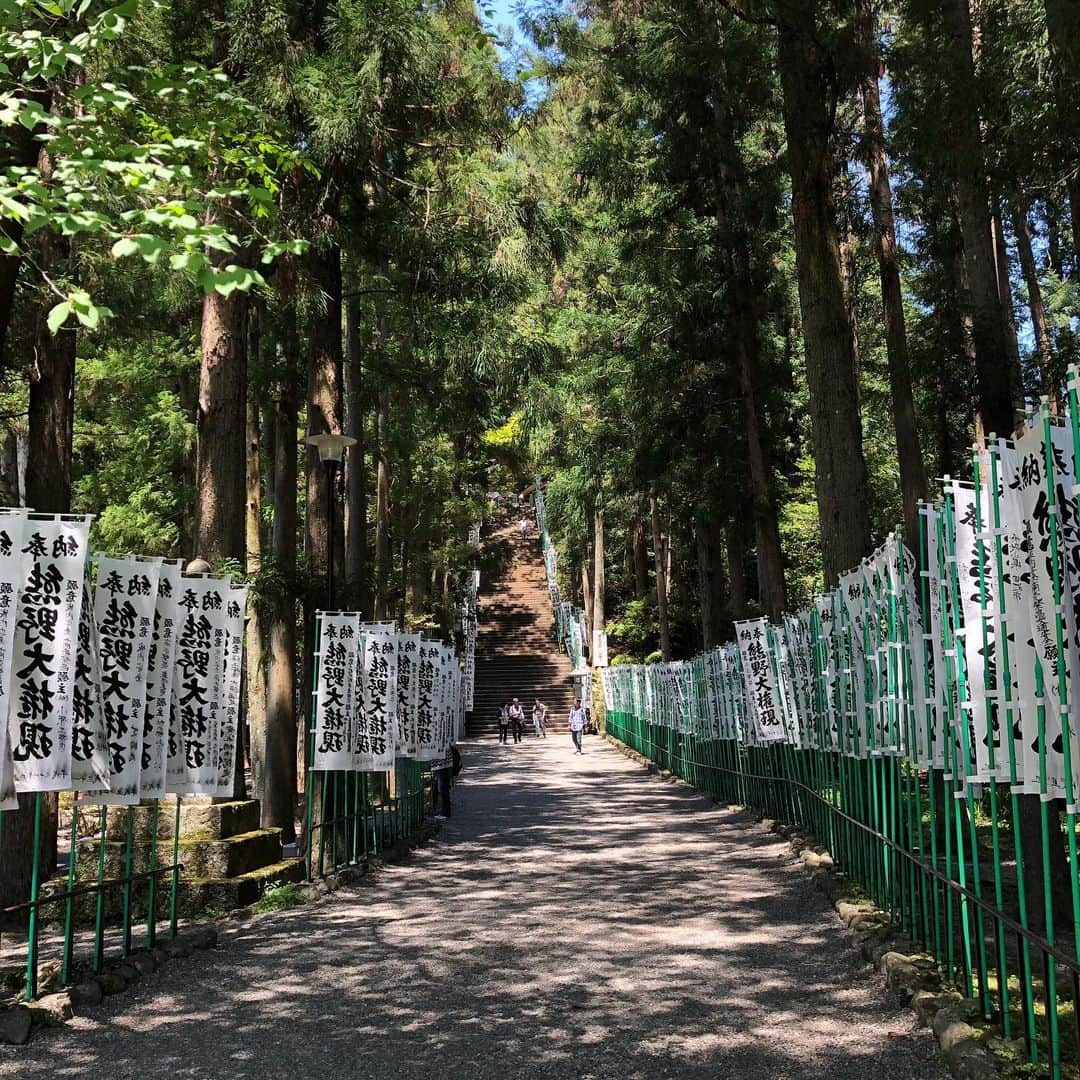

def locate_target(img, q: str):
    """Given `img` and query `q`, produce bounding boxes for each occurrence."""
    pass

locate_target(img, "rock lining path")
[0,734,948,1079]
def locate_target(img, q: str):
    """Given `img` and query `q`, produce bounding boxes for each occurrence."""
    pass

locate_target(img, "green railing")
[302,759,430,880]
[1,795,190,1002]
[605,711,1080,1078]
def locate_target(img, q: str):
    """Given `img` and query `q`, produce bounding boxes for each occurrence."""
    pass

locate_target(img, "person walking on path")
[497,701,510,744]
[509,698,525,743]
[518,515,529,540]
[568,698,587,754]
[532,699,548,738]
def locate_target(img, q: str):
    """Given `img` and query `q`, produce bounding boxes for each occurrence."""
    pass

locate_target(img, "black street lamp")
[305,432,357,608]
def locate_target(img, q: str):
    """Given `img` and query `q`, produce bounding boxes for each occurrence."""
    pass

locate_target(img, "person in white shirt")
[508,698,525,744]
[518,516,530,540]
[532,699,548,738]
[568,698,587,754]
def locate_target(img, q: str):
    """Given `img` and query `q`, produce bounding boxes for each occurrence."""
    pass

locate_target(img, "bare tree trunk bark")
[305,243,344,598]
[243,364,265,805]
[592,499,605,664]
[344,279,368,614]
[263,291,299,840]
[707,31,788,618]
[1011,195,1059,412]
[991,204,1025,417]
[725,524,748,622]
[855,0,929,543]
[632,516,649,600]
[373,385,391,620]
[650,484,672,660]
[1043,0,1080,269]
[775,2,871,586]
[1,254,74,908]
[696,513,727,650]
[580,562,593,655]
[194,275,247,563]
[938,0,1017,440]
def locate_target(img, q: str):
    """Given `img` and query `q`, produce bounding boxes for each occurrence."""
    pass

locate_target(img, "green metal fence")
[603,715,1080,1077]
[2,795,188,1001]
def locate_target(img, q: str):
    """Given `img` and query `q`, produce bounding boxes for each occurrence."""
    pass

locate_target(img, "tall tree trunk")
[592,498,605,665]
[650,484,672,660]
[344,280,368,614]
[194,279,247,563]
[0,256,75,909]
[263,304,300,840]
[991,204,1025,416]
[580,561,593,654]
[373,385,391,620]
[855,0,929,543]
[725,523,748,621]
[938,0,1017,440]
[632,517,649,600]
[696,513,727,650]
[708,53,788,619]
[1011,196,1059,411]
[775,2,872,586]
[1043,0,1080,270]
[243,360,265,805]
[301,243,343,862]
[305,243,344,600]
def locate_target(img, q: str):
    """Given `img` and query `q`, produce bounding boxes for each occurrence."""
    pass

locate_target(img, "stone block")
[68,979,104,1009]
[0,1004,31,1045]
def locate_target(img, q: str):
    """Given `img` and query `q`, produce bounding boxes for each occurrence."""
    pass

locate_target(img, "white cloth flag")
[71,576,110,793]
[358,632,397,771]
[213,586,247,796]
[0,510,28,810]
[947,483,999,785]
[396,633,422,757]
[992,441,1039,792]
[736,618,785,743]
[415,641,442,761]
[139,560,182,799]
[312,613,360,771]
[166,576,230,795]
[89,556,162,805]
[10,516,94,793]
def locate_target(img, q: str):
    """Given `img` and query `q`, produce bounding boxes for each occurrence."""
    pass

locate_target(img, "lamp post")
[305,433,357,608]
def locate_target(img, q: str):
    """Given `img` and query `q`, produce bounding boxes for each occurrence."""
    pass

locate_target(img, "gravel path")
[0,733,949,1080]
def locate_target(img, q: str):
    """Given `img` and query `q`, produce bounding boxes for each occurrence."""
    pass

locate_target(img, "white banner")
[0,510,27,810]
[167,576,230,795]
[396,632,421,757]
[312,612,360,771]
[10,516,94,793]
[213,586,247,796]
[357,631,397,771]
[139,560,182,800]
[415,640,442,761]
[89,556,162,805]
[736,618,785,742]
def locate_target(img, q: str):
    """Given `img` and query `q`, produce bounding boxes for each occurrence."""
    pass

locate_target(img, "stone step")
[97,800,261,843]
[36,856,306,927]
[75,828,283,881]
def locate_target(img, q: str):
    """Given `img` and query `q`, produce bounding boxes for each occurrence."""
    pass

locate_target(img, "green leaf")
[46,302,72,335]
[111,236,139,258]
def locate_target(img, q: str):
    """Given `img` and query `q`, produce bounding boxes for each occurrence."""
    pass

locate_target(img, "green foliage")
[74,334,196,554]
[255,883,304,913]
[605,596,658,659]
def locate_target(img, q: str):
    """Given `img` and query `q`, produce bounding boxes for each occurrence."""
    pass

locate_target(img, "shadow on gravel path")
[0,733,948,1080]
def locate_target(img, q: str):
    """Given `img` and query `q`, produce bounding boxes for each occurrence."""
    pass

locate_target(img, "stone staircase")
[472,518,577,736]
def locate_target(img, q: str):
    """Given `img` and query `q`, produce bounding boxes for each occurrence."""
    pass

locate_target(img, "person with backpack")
[568,698,588,754]
[497,701,510,744]
[508,698,525,743]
